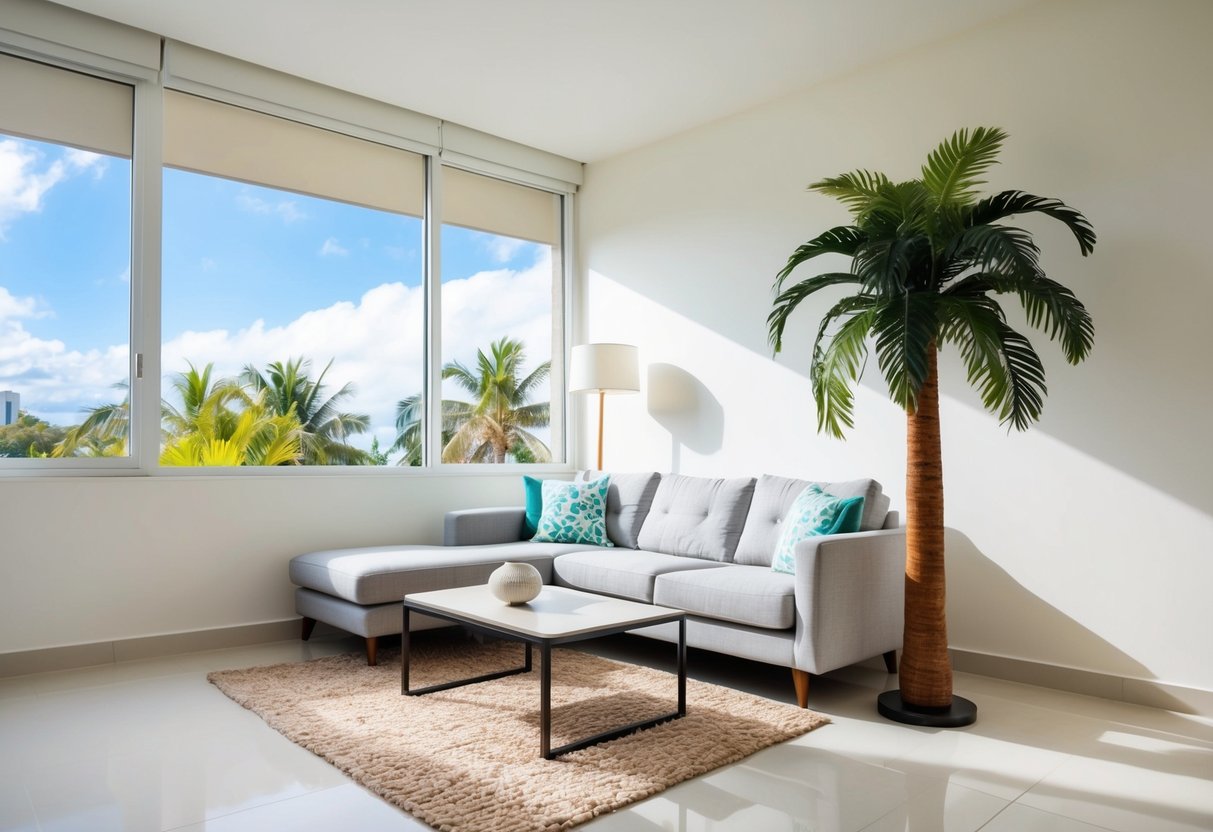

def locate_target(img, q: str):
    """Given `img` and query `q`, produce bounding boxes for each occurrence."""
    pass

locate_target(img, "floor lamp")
[569,343,639,470]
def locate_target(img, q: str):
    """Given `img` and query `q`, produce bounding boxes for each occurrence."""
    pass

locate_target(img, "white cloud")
[235,193,305,223]
[0,139,112,237]
[0,286,44,320]
[319,237,348,257]
[0,288,128,425]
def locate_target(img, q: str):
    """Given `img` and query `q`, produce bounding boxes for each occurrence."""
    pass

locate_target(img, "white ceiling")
[52,0,1035,163]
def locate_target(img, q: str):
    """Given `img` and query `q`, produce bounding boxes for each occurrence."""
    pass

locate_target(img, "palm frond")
[946,224,1041,280]
[939,295,1012,415]
[946,271,1094,364]
[921,126,1007,207]
[809,170,892,218]
[774,227,867,290]
[808,295,879,438]
[767,272,864,352]
[966,190,1096,256]
[511,429,552,463]
[872,292,942,412]
[993,322,1048,430]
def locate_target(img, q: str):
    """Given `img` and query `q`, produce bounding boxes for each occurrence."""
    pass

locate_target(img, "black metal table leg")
[677,616,687,715]
[540,642,552,759]
[401,606,411,694]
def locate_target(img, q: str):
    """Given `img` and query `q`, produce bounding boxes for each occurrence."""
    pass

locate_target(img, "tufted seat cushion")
[552,550,728,602]
[653,565,797,630]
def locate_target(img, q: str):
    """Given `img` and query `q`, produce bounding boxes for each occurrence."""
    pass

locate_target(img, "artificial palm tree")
[240,357,372,465]
[769,127,1096,725]
[394,337,551,464]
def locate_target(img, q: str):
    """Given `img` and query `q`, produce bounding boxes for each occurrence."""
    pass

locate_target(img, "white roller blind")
[443,166,561,246]
[163,91,425,218]
[0,52,132,157]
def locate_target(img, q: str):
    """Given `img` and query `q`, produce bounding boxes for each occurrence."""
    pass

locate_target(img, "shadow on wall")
[646,363,724,473]
[945,527,1188,710]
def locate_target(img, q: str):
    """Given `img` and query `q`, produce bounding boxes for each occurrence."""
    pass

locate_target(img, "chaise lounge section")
[289,471,905,705]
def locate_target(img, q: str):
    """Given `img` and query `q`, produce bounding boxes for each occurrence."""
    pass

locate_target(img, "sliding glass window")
[161,91,425,466]
[436,168,564,464]
[0,54,133,463]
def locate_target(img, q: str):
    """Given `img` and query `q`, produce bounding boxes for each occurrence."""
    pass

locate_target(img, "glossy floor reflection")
[0,634,1209,832]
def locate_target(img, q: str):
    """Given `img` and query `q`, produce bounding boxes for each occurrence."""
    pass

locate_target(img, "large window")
[433,168,563,464]
[0,41,573,472]
[0,54,133,461]
[160,92,425,466]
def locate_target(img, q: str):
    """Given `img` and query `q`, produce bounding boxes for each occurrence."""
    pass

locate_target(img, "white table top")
[404,585,684,639]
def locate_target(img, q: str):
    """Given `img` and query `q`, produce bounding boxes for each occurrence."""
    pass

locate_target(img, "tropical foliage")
[45,358,372,466]
[33,343,552,466]
[394,337,551,464]
[240,358,371,465]
[0,413,67,458]
[770,127,1096,715]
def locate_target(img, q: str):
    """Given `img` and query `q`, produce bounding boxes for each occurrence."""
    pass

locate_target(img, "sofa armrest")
[792,528,905,675]
[443,507,527,546]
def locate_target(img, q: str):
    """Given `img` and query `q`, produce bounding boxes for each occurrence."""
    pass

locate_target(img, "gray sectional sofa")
[289,471,906,706]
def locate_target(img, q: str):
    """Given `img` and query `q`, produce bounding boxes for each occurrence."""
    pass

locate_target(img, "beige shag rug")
[208,639,828,832]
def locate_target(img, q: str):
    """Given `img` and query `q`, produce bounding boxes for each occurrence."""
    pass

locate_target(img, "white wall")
[0,473,522,652]
[578,0,1213,692]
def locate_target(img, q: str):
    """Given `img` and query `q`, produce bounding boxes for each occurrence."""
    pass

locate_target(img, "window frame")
[0,45,156,475]
[0,39,575,477]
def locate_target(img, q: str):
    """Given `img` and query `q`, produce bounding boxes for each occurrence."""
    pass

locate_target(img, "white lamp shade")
[569,343,639,393]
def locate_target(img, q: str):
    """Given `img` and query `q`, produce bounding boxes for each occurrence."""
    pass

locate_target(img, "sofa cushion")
[734,475,890,566]
[576,470,660,549]
[653,566,797,630]
[552,549,727,602]
[636,474,756,562]
[289,542,595,605]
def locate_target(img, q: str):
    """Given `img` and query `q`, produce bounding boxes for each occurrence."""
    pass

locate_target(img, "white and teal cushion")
[770,485,864,575]
[532,476,614,547]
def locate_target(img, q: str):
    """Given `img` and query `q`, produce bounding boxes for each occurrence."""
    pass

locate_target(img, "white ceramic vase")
[487,561,543,605]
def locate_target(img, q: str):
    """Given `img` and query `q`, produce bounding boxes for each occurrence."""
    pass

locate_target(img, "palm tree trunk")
[900,343,953,709]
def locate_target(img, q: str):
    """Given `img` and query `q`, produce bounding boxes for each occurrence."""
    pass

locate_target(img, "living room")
[0,1,1210,831]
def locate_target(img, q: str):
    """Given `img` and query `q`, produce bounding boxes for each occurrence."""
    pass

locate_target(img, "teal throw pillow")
[770,484,865,575]
[532,476,614,547]
[522,475,544,537]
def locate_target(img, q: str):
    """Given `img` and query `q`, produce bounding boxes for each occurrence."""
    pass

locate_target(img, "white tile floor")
[1,634,1210,832]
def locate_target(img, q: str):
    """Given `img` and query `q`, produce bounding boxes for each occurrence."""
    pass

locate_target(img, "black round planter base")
[877,690,977,727]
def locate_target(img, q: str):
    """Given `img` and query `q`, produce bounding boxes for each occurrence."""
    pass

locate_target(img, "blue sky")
[0,134,555,457]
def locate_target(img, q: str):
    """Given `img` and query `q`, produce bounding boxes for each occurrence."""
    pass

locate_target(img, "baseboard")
[948,648,1213,719]
[0,619,303,678]
[4,626,1211,718]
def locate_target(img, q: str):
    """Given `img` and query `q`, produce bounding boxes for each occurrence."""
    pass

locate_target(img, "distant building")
[1,391,19,426]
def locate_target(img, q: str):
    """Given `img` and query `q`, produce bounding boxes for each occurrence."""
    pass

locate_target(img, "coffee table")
[402,585,687,759]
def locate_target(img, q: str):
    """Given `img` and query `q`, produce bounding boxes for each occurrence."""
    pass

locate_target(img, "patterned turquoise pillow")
[532,476,614,547]
[770,484,864,575]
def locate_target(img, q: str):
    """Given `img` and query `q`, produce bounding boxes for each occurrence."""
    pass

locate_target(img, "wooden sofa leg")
[792,668,810,708]
[301,617,317,641]
[882,649,898,674]
[366,636,379,667]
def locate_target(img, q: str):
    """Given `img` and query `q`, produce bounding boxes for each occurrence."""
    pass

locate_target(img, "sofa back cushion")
[734,474,891,566]
[636,474,756,562]
[575,470,660,549]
